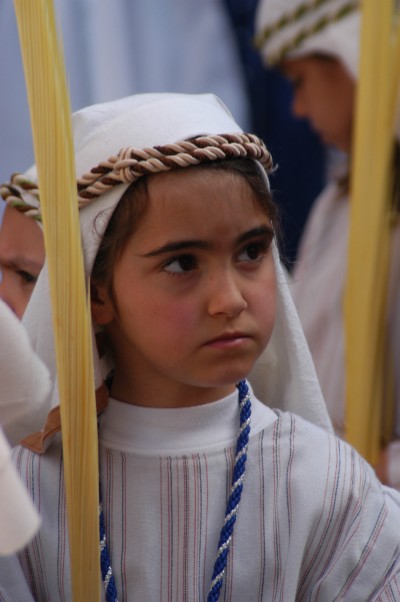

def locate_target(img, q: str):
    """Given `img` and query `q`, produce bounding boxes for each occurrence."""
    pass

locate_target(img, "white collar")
[99,385,277,456]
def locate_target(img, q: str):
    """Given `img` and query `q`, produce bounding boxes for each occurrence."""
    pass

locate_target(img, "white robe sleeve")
[0,299,51,446]
[0,547,35,600]
[0,428,40,556]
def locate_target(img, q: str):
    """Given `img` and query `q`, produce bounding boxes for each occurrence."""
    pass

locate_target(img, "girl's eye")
[238,241,269,263]
[163,254,198,274]
[17,270,38,285]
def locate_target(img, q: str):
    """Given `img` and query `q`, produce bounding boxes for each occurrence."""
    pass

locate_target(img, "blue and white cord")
[207,379,252,602]
[99,490,118,602]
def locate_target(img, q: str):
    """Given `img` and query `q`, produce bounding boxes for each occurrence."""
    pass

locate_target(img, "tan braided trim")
[254,0,358,64]
[77,133,274,207]
[1,134,273,219]
[255,0,335,48]
[0,173,41,221]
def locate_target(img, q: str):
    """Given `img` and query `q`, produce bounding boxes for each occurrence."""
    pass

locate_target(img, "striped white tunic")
[1,389,400,601]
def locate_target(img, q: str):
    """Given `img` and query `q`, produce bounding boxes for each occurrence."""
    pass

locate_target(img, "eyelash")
[162,254,198,276]
[238,239,271,262]
[17,270,38,284]
[162,239,272,277]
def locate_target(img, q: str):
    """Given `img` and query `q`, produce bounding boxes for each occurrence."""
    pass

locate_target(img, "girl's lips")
[205,333,251,349]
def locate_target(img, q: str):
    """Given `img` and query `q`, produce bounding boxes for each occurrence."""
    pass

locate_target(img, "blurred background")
[0,0,326,267]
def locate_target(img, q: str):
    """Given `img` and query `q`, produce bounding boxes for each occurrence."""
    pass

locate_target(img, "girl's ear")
[90,281,115,325]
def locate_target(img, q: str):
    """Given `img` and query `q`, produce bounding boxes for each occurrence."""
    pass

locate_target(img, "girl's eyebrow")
[140,240,209,257]
[140,225,273,258]
[236,225,273,245]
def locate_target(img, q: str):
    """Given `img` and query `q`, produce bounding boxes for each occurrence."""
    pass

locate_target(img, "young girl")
[1,93,399,601]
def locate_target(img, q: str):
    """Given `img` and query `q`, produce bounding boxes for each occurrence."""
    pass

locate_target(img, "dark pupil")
[246,244,260,260]
[179,255,195,271]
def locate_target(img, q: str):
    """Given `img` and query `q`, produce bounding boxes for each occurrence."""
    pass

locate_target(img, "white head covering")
[18,92,331,451]
[255,0,360,79]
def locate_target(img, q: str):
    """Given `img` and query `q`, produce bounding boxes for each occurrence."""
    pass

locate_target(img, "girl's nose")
[207,271,248,318]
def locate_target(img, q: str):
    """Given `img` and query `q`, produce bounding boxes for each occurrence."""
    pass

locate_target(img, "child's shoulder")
[253,407,400,537]
[253,403,378,493]
[253,397,335,444]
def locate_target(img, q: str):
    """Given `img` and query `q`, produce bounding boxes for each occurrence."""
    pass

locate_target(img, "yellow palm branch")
[13,0,101,598]
[345,0,400,464]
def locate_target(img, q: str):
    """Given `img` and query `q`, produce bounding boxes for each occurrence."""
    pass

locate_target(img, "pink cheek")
[161,302,198,330]
[135,290,197,327]
[147,303,199,357]
[251,282,277,320]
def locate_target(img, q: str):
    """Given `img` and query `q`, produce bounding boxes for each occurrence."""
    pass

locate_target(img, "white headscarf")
[255,0,360,79]
[18,93,331,450]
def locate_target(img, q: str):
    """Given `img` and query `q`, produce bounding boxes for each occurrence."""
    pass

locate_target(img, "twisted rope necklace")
[98,379,251,602]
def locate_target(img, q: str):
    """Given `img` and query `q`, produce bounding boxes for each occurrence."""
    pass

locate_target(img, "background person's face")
[0,205,45,318]
[281,55,355,153]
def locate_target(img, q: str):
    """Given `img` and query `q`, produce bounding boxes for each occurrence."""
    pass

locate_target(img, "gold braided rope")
[0,174,41,221]
[77,133,274,205]
[1,133,273,220]
[255,0,338,46]
[254,0,359,65]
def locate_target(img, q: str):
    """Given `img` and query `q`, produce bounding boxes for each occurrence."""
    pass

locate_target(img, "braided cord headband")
[0,133,273,221]
[255,0,336,46]
[0,174,42,221]
[77,132,274,206]
[254,0,359,65]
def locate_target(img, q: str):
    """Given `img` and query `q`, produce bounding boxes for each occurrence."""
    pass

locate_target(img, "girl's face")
[92,167,276,407]
[281,55,355,153]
